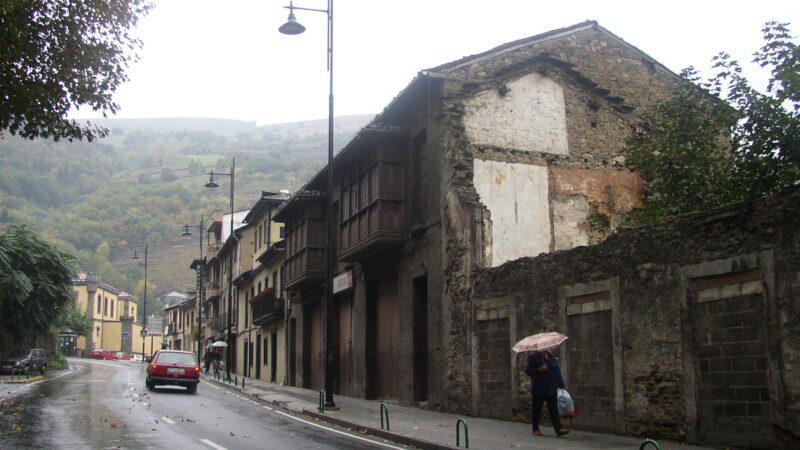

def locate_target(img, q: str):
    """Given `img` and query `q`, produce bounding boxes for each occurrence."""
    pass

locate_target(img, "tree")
[624,22,800,223]
[0,225,78,347]
[54,301,91,336]
[0,0,153,142]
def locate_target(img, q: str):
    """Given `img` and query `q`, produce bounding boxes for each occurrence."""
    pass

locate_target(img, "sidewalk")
[201,372,711,450]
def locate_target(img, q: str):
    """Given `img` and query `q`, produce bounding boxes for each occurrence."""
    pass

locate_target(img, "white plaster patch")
[473,159,550,267]
[463,72,568,155]
[552,195,589,251]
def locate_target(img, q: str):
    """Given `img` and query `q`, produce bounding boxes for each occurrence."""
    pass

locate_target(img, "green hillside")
[0,115,372,309]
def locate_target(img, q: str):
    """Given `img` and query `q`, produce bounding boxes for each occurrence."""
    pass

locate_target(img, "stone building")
[276,20,681,406]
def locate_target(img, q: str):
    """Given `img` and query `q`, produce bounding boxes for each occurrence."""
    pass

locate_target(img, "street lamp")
[279,0,336,409]
[182,214,205,364]
[205,159,235,382]
[132,244,148,362]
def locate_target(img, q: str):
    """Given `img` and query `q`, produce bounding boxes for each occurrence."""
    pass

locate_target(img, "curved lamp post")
[182,214,205,364]
[205,158,235,382]
[132,244,148,361]
[279,0,336,409]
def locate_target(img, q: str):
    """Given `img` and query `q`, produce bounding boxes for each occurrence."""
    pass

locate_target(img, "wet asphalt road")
[0,359,400,449]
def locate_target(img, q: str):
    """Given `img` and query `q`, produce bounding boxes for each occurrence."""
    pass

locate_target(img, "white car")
[129,353,144,363]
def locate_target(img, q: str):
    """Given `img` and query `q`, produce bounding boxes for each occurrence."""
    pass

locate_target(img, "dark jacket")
[524,350,566,396]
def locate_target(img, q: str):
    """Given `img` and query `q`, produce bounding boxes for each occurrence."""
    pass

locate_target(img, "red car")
[145,350,200,394]
[89,349,116,360]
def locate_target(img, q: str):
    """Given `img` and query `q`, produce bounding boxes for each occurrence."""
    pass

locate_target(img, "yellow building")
[72,273,162,357]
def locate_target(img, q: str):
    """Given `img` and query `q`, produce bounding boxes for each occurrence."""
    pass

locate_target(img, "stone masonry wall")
[471,186,800,448]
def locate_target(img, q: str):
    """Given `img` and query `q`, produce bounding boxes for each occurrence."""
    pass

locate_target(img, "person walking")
[202,348,213,374]
[212,349,222,377]
[525,349,570,437]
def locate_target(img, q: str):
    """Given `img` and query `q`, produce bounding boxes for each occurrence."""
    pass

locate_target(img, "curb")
[0,375,44,384]
[303,409,457,450]
[204,376,456,450]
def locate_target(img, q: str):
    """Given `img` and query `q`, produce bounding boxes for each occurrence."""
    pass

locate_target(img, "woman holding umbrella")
[516,332,570,437]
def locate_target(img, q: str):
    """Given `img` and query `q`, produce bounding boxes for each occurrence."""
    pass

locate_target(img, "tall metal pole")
[226,158,235,382]
[322,0,336,409]
[195,215,204,363]
[279,0,336,408]
[142,244,148,360]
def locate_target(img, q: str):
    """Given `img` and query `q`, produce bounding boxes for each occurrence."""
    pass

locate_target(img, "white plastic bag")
[557,388,576,418]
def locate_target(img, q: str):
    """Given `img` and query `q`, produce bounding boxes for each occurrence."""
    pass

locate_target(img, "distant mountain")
[0,115,373,301]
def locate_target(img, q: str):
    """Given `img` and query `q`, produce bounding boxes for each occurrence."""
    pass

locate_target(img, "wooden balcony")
[283,248,325,291]
[251,288,284,326]
[337,139,406,262]
[278,195,326,292]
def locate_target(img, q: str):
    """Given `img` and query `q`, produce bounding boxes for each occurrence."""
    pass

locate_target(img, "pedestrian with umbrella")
[514,332,571,437]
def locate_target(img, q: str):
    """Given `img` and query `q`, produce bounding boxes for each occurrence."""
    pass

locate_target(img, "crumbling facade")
[473,187,800,448]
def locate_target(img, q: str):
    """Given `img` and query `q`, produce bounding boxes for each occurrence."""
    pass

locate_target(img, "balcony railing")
[210,314,230,331]
[251,288,284,325]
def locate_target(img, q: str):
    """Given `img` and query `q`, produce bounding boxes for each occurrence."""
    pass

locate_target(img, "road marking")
[200,380,404,449]
[200,438,227,450]
[161,416,176,424]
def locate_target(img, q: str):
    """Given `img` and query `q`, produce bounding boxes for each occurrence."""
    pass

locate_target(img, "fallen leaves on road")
[243,434,251,438]
[110,423,118,428]
[230,432,236,436]
[9,424,22,433]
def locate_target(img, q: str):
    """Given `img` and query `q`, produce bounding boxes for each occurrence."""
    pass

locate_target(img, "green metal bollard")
[242,377,245,389]
[640,439,661,450]
[318,389,325,413]
[380,402,390,430]
[456,418,469,448]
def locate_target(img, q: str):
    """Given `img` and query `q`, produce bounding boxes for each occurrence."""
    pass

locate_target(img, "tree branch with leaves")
[0,0,153,141]
[624,21,799,224]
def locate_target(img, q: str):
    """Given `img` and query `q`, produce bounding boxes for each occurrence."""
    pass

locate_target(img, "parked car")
[114,352,131,360]
[130,353,144,363]
[145,350,200,394]
[89,349,116,360]
[0,348,47,375]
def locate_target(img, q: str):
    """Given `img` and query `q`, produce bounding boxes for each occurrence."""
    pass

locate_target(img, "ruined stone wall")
[471,186,800,448]
[435,24,676,272]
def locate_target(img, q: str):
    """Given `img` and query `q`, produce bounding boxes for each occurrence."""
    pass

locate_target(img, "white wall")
[462,72,568,155]
[551,194,590,251]
[473,159,551,267]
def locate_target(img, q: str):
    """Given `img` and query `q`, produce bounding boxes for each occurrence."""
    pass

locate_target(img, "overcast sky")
[74,0,799,126]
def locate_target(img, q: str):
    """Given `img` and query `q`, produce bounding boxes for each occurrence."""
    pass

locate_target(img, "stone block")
[723,402,747,416]
[709,328,735,344]
[747,402,770,418]
[697,344,721,358]
[730,326,759,342]
[720,283,742,300]
[731,358,756,372]
[697,287,721,303]
[708,357,732,372]
[740,280,763,296]
[735,387,761,401]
